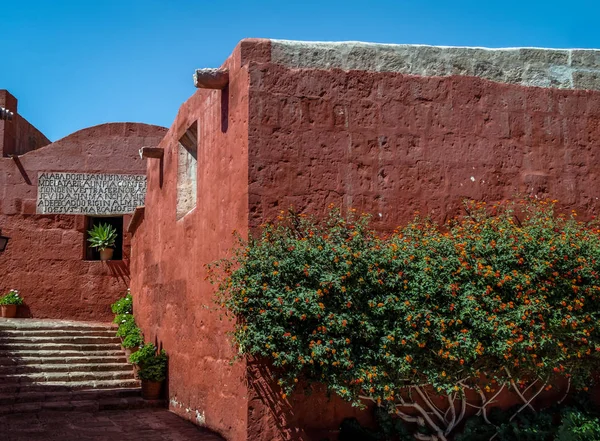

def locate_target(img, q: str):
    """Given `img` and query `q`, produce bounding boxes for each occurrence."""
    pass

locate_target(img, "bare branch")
[414,386,446,425]
[414,434,437,441]
[394,408,424,426]
[476,383,506,425]
[415,434,438,441]
[558,378,571,405]
[522,379,539,396]
[504,368,536,412]
[446,392,457,430]
[509,380,547,422]
[456,388,467,430]
[408,402,449,441]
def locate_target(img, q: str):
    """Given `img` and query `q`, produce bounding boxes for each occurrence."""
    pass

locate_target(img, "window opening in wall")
[176,121,198,220]
[85,216,124,261]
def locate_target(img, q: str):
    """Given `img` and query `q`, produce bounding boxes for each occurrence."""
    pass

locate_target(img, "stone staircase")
[0,318,160,415]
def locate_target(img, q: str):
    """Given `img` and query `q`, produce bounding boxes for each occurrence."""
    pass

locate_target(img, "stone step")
[0,379,140,394]
[0,369,135,384]
[0,335,121,345]
[0,362,133,375]
[0,319,143,417]
[0,329,117,338]
[0,349,125,358]
[0,342,122,352]
[0,319,115,332]
[0,355,127,366]
[0,396,164,415]
[0,387,141,406]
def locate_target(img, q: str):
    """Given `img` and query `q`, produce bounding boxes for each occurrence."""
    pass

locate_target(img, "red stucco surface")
[131,39,600,440]
[0,122,166,321]
[0,90,51,157]
[248,61,600,229]
[131,44,252,441]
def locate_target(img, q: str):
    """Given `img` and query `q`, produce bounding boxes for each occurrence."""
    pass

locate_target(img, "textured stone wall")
[130,45,252,441]
[0,90,51,157]
[0,122,166,320]
[271,40,600,90]
[248,52,600,232]
[14,114,52,156]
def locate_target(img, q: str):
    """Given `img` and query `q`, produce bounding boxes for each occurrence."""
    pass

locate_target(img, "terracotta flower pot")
[0,305,17,318]
[141,380,162,400]
[100,248,114,261]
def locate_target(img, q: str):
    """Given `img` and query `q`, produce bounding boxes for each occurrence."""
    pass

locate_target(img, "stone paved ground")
[1,408,225,441]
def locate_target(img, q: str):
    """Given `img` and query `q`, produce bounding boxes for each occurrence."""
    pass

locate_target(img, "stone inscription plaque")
[37,172,146,215]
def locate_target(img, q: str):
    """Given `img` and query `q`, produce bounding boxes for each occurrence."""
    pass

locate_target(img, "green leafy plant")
[122,330,143,348]
[455,402,600,441]
[111,291,142,349]
[210,200,600,441]
[556,409,600,441]
[495,410,554,441]
[129,343,168,382]
[87,223,117,251]
[111,290,133,315]
[0,289,23,306]
[373,407,414,441]
[115,315,143,348]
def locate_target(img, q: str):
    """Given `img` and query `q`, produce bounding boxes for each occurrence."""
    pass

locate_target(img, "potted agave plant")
[0,289,23,318]
[129,343,167,400]
[87,223,117,261]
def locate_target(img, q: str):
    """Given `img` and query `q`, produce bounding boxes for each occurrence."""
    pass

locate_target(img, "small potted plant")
[118,316,143,358]
[87,223,117,261]
[111,291,143,357]
[129,343,167,400]
[0,289,23,318]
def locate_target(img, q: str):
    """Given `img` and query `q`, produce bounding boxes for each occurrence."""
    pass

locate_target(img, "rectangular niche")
[177,121,198,220]
[84,216,123,261]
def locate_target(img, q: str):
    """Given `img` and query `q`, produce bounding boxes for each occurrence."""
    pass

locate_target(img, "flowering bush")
[0,289,23,306]
[211,200,600,440]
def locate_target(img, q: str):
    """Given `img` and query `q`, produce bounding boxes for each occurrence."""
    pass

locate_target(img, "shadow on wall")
[221,84,229,133]
[15,304,32,318]
[248,360,308,440]
[107,258,131,286]
[154,336,170,411]
[247,360,372,441]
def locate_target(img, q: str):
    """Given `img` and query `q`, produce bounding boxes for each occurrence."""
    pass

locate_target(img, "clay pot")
[0,305,17,318]
[100,248,114,261]
[141,380,162,400]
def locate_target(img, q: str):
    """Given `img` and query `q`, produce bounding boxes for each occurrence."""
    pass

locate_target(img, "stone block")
[519,48,569,65]
[573,70,600,91]
[571,50,600,68]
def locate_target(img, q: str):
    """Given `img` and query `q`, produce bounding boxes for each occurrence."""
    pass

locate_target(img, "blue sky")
[1,0,599,141]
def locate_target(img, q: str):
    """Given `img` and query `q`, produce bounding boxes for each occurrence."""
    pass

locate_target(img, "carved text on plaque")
[37,172,146,215]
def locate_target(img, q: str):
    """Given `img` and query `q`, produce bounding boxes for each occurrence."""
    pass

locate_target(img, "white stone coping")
[270,40,600,90]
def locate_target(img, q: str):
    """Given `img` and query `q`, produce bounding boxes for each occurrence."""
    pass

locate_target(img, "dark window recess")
[85,216,124,261]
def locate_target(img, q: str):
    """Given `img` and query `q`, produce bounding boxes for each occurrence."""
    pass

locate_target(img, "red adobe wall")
[130,42,254,441]
[131,39,600,441]
[1,90,52,157]
[0,122,166,321]
[247,62,600,230]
